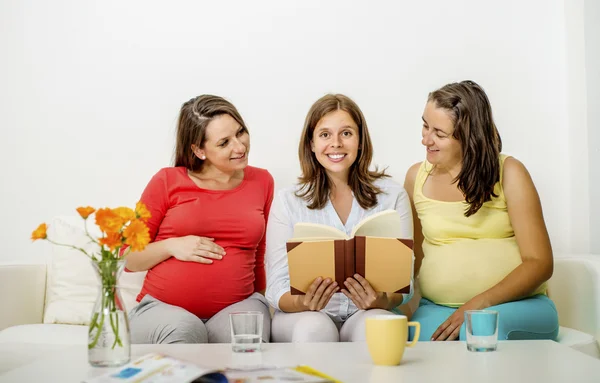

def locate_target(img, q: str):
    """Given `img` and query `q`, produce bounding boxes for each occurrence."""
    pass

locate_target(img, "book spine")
[334,240,346,286]
[355,236,366,277]
[345,237,355,280]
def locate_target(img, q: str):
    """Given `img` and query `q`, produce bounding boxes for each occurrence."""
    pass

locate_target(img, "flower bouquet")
[31,203,151,367]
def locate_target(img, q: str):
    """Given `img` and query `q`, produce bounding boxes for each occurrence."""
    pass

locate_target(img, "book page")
[351,209,404,238]
[289,236,343,242]
[292,222,348,239]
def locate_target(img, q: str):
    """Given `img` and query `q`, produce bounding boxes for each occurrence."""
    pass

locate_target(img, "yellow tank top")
[415,154,546,307]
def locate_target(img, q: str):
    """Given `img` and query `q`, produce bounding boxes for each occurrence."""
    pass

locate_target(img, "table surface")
[1,340,599,383]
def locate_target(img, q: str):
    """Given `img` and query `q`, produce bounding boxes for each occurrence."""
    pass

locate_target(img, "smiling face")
[421,101,462,168]
[310,109,360,181]
[193,114,249,173]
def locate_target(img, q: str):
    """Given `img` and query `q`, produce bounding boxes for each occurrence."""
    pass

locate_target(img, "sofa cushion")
[0,324,87,374]
[0,342,74,375]
[43,216,146,325]
[0,324,87,345]
[0,263,46,330]
[556,326,600,359]
[549,256,600,353]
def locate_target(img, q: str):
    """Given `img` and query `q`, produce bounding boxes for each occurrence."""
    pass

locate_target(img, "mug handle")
[406,321,420,347]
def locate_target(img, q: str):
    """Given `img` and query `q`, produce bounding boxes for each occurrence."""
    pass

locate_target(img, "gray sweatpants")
[129,293,271,344]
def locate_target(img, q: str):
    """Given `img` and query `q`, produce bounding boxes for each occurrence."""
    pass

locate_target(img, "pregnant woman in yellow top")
[405,80,558,341]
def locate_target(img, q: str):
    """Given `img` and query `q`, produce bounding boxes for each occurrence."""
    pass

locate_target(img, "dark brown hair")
[428,80,503,217]
[296,94,388,210]
[174,95,248,171]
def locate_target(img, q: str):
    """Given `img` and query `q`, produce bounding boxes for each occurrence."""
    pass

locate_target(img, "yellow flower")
[31,223,48,241]
[99,232,122,252]
[76,206,95,219]
[124,219,150,252]
[112,207,135,225]
[135,202,151,221]
[95,208,123,233]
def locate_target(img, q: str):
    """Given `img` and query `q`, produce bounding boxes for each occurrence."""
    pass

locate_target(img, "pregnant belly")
[418,238,522,306]
[140,254,255,318]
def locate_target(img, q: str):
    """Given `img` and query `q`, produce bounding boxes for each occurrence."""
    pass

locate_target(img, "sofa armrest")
[0,263,47,330]
[548,255,600,344]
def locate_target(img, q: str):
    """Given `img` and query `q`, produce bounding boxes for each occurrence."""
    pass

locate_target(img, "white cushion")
[557,326,600,359]
[549,256,600,355]
[0,324,87,345]
[43,216,146,325]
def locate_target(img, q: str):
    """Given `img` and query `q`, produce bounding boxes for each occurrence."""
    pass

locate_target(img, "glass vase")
[88,258,131,367]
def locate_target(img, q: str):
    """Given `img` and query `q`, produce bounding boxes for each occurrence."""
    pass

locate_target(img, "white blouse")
[265,177,414,322]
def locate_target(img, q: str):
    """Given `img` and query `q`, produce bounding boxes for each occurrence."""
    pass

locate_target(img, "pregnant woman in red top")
[126,95,274,344]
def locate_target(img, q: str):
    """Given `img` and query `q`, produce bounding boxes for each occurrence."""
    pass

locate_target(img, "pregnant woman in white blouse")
[265,94,414,342]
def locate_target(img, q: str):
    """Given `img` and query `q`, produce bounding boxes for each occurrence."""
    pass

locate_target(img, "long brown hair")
[428,80,503,217]
[296,94,388,210]
[174,95,248,171]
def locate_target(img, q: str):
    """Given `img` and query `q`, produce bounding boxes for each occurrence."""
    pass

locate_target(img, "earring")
[200,156,206,160]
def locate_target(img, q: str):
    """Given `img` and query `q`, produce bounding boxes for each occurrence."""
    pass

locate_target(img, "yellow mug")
[365,315,420,366]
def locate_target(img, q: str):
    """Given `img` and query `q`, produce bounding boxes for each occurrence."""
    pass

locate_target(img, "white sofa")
[0,218,599,373]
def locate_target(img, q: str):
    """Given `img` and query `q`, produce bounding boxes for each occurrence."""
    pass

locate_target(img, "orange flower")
[135,202,151,221]
[95,208,122,233]
[76,206,95,219]
[124,219,150,252]
[112,207,135,225]
[99,232,122,251]
[31,223,48,241]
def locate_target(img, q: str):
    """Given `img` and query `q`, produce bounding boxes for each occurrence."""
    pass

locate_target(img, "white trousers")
[271,309,392,342]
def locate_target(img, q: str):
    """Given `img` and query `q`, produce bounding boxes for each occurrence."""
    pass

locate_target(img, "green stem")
[108,292,122,349]
[121,247,131,259]
[89,261,126,351]
[88,310,105,349]
[89,312,99,335]
[110,312,122,349]
[83,220,100,246]
[112,293,122,347]
[46,239,93,259]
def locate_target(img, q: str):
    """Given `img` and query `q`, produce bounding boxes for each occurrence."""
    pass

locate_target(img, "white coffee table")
[0,340,598,382]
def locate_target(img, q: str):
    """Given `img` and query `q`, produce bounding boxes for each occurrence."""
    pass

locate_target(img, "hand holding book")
[342,273,390,310]
[294,277,340,311]
[287,210,414,295]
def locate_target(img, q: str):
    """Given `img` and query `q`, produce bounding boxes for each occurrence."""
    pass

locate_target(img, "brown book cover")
[286,210,413,295]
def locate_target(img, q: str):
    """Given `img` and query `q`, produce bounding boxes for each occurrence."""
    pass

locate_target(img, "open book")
[85,353,332,383]
[286,209,413,295]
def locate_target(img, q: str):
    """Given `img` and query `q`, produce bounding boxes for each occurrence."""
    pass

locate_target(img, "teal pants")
[409,294,559,341]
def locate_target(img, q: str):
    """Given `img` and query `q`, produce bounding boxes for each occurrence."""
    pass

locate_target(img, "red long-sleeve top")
[135,166,273,319]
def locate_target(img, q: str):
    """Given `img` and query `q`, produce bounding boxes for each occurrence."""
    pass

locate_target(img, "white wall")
[0,0,589,262]
[585,0,600,253]
[564,0,590,254]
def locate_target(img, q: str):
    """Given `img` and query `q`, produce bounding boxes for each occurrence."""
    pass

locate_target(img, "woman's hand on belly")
[166,235,226,264]
[431,294,487,341]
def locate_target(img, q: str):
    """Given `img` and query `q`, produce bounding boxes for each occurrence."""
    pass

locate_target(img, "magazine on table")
[84,353,338,383]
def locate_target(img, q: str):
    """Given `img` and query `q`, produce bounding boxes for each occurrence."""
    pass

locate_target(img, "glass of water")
[464,310,499,352]
[229,311,264,353]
